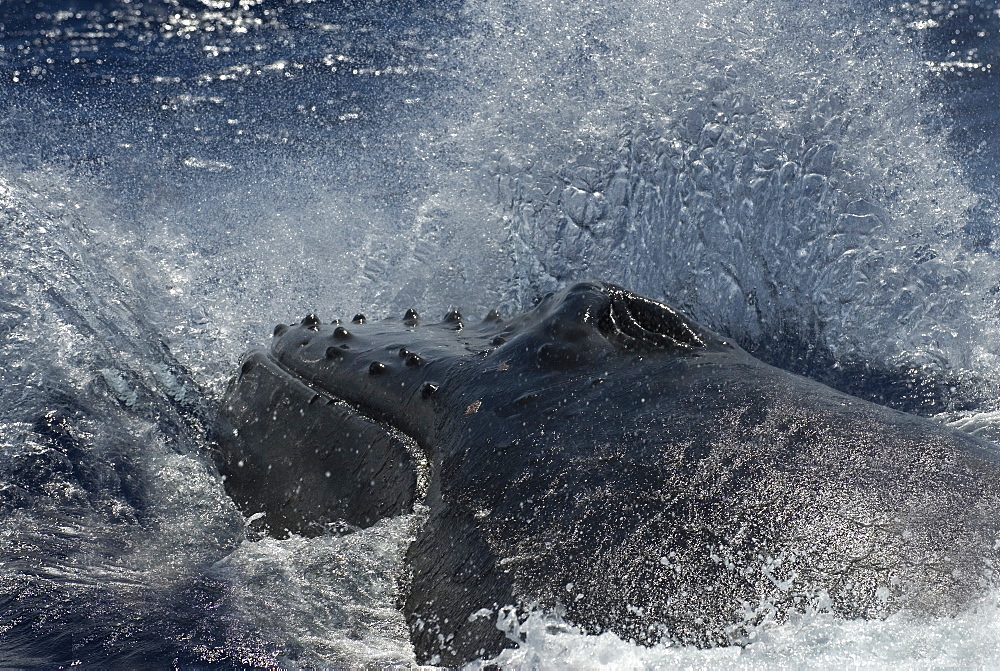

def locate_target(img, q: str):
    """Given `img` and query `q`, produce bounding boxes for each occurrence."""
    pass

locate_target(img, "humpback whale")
[213,281,1000,665]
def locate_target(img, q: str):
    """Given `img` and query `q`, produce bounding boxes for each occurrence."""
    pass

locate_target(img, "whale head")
[214,281,733,535]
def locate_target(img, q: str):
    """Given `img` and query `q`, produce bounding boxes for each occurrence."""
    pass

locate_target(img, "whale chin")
[213,281,1000,666]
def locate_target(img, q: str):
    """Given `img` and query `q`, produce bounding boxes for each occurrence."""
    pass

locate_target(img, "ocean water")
[2,0,1000,667]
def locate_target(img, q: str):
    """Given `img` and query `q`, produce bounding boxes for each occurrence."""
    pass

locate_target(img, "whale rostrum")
[213,281,1000,665]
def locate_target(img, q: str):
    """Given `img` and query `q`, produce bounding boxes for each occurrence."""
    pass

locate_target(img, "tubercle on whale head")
[265,303,509,445]
[272,282,732,388]
[263,282,732,436]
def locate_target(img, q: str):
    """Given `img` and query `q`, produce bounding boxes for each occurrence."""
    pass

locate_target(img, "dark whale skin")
[213,281,1000,665]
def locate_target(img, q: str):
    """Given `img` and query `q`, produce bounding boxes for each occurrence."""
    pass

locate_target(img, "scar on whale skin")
[213,281,1000,666]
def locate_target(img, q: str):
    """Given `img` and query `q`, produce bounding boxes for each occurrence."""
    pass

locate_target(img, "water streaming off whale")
[1,0,1000,666]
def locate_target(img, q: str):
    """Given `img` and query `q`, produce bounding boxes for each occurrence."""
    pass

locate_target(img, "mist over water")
[2,0,1000,666]
[437,0,1000,415]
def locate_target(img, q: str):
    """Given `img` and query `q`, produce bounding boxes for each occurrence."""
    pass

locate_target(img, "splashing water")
[1,0,1000,667]
[412,0,1000,415]
[470,594,1000,669]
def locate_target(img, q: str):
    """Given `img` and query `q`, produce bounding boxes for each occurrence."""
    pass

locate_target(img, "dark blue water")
[2,0,1000,667]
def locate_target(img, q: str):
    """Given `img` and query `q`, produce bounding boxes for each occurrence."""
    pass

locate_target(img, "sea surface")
[2,0,1000,667]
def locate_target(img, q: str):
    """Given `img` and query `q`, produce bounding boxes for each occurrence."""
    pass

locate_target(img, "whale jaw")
[213,350,427,537]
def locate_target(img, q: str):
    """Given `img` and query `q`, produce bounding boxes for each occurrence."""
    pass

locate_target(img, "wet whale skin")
[214,281,1000,665]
